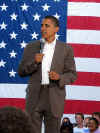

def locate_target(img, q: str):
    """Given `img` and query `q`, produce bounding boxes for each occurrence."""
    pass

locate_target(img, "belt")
[41,84,49,89]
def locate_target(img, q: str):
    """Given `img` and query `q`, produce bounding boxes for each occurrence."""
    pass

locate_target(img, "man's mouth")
[42,32,47,35]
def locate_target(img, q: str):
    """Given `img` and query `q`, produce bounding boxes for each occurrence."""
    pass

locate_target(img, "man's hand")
[35,53,44,63]
[49,71,60,80]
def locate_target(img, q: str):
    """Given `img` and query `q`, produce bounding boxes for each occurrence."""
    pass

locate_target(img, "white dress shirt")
[41,39,56,85]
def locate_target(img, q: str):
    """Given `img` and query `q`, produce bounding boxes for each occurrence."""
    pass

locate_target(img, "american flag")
[0,0,100,122]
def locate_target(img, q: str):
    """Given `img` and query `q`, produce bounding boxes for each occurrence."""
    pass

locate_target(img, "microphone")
[40,38,45,53]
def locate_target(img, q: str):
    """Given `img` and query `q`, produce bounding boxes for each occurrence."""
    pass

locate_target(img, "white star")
[20,22,28,30]
[55,34,60,40]
[0,41,7,48]
[9,69,16,77]
[31,32,39,39]
[54,13,60,19]
[0,3,8,11]
[54,0,60,2]
[10,13,18,21]
[0,60,6,67]
[21,3,29,11]
[33,0,39,2]
[10,31,18,39]
[20,41,27,48]
[0,22,7,30]
[11,0,18,1]
[9,50,17,58]
[33,13,40,21]
[42,3,50,11]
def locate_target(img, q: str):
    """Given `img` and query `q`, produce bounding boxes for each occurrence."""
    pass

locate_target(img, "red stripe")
[70,43,100,58]
[67,16,100,30]
[64,100,100,114]
[1,98,100,115]
[68,0,100,2]
[72,72,100,86]
[0,98,100,115]
[0,98,25,109]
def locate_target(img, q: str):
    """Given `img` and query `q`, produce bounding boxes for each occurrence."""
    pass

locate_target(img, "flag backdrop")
[0,0,100,122]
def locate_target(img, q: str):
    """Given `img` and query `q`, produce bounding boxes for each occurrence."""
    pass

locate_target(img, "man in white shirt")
[18,15,77,133]
[74,113,88,133]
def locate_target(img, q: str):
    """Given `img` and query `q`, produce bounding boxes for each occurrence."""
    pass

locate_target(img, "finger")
[49,71,54,75]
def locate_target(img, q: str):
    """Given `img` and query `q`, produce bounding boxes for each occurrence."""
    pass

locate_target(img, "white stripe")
[75,57,100,73]
[0,84,27,98]
[68,2,100,17]
[62,114,91,123]
[65,85,100,101]
[67,29,100,44]
[0,84,100,101]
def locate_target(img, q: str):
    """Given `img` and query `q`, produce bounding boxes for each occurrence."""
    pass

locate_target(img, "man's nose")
[41,25,46,31]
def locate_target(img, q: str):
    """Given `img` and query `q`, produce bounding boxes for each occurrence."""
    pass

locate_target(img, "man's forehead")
[42,18,54,25]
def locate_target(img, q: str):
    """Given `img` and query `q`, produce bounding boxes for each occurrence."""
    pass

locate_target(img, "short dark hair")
[60,122,73,133]
[75,113,84,120]
[44,15,59,27]
[92,112,100,118]
[62,117,71,125]
[89,117,99,129]
[0,106,34,133]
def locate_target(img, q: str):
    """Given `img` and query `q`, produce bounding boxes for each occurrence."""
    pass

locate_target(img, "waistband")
[41,84,49,89]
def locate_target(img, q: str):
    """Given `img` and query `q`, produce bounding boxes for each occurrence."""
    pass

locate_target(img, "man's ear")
[55,27,59,33]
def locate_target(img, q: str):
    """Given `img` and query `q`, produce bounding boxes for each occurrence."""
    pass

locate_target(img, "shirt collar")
[45,38,56,46]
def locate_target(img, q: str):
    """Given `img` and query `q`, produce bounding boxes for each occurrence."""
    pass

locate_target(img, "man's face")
[75,115,83,125]
[88,120,98,131]
[41,18,59,41]
[93,115,100,123]
[84,117,90,127]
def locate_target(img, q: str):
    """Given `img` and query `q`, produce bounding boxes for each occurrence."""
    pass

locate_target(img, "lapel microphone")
[40,38,45,53]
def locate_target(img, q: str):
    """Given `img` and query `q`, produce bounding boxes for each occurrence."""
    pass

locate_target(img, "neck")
[90,129,97,133]
[90,131,94,133]
[77,124,83,128]
[45,36,55,43]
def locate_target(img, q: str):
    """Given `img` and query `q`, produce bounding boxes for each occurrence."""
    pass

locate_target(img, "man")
[88,117,100,133]
[0,106,34,133]
[18,15,77,133]
[84,117,91,127]
[74,113,88,133]
[92,112,100,128]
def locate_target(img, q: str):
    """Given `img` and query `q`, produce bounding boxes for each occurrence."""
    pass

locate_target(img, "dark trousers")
[31,86,61,133]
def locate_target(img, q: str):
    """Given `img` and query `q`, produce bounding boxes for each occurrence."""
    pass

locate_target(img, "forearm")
[18,60,38,77]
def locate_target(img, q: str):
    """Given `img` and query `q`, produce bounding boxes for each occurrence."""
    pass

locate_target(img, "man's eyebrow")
[41,24,50,26]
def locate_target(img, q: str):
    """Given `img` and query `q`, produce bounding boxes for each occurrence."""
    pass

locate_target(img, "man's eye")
[45,24,49,27]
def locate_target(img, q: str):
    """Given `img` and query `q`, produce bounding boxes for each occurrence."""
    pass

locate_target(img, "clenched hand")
[49,71,60,80]
[35,53,44,63]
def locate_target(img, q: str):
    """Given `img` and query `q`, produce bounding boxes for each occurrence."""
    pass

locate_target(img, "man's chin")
[41,36,47,40]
